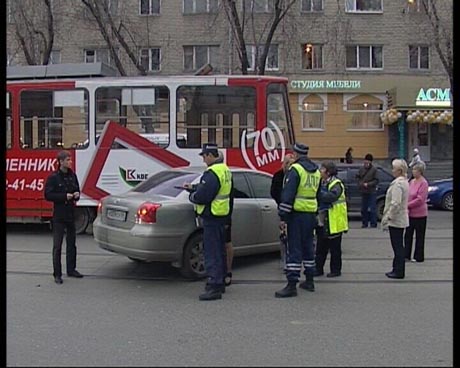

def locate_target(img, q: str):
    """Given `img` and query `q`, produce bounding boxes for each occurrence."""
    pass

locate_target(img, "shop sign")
[416,88,451,107]
[290,80,361,90]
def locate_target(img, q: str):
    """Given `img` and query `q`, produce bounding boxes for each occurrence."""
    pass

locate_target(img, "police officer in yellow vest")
[276,143,321,298]
[187,143,233,301]
[314,161,349,278]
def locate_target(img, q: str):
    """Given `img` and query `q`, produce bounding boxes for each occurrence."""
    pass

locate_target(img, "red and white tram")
[6,64,295,233]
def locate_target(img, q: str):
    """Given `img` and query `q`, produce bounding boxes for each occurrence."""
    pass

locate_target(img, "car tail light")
[136,202,162,224]
[97,201,103,215]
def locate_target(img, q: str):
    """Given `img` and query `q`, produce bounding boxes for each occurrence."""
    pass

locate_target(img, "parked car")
[93,167,280,279]
[334,163,394,221]
[427,178,453,211]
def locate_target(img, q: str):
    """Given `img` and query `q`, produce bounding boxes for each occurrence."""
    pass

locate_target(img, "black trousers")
[315,227,342,274]
[52,220,77,277]
[389,226,405,277]
[404,216,427,262]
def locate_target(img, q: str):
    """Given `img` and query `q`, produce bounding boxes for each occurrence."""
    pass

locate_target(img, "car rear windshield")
[131,171,200,197]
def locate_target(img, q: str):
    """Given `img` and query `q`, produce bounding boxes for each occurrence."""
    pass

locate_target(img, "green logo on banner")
[119,167,149,187]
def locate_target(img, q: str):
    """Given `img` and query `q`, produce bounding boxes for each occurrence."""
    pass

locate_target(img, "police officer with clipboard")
[185,143,233,301]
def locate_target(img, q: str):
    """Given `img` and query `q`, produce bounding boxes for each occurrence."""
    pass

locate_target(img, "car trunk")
[101,192,171,230]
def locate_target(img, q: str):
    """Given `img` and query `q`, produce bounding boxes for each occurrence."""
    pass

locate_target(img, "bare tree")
[11,0,55,65]
[222,0,297,75]
[420,0,453,92]
[80,0,151,76]
[324,0,353,72]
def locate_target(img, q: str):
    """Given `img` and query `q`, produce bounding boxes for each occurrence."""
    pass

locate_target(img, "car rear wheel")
[377,199,385,221]
[180,233,206,279]
[441,191,453,211]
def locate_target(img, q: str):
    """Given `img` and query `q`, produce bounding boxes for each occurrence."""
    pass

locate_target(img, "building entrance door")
[408,122,430,162]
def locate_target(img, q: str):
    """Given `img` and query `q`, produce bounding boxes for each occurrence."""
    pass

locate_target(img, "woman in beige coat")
[381,159,409,279]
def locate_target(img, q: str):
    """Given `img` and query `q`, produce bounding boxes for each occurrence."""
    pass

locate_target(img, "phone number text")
[6,178,45,191]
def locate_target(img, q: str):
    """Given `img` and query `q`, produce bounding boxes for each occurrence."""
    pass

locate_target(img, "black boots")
[385,271,404,279]
[67,270,84,278]
[205,283,225,294]
[299,275,315,291]
[200,284,224,301]
[275,281,298,298]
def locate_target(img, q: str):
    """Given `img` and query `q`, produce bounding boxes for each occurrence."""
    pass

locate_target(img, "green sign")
[290,80,362,90]
[416,88,451,107]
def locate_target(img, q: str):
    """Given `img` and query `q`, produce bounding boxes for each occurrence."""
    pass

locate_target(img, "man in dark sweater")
[270,153,295,206]
[356,153,379,228]
[44,150,83,284]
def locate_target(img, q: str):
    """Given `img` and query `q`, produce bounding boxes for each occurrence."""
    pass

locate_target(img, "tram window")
[267,87,292,149]
[177,85,256,149]
[6,92,12,149]
[95,86,170,149]
[19,89,89,150]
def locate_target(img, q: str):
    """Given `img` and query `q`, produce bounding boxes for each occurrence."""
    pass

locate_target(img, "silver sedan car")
[93,167,280,279]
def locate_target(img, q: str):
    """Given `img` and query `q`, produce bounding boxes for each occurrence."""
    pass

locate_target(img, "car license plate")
[107,209,127,222]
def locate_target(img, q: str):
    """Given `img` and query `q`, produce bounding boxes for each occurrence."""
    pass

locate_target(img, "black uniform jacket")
[44,168,80,222]
[270,168,285,206]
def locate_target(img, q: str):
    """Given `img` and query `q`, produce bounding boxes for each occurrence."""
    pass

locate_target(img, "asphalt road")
[6,209,453,367]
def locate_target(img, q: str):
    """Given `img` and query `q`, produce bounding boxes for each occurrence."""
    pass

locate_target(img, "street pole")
[397,112,406,159]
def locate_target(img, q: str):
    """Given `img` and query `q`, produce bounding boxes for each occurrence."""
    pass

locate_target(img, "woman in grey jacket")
[381,159,409,279]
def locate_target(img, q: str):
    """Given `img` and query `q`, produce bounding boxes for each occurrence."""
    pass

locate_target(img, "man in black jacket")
[270,153,294,206]
[356,153,379,228]
[45,150,83,284]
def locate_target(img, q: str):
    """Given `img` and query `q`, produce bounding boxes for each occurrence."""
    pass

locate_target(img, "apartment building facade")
[7,0,452,162]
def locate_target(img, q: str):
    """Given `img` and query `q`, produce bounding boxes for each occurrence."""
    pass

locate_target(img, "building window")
[184,0,218,14]
[246,44,279,71]
[84,0,118,18]
[7,1,16,23]
[346,45,383,69]
[302,44,322,70]
[49,50,61,64]
[84,49,117,67]
[406,0,430,13]
[345,0,382,12]
[244,0,274,13]
[184,45,219,72]
[140,0,160,15]
[139,48,161,71]
[107,0,118,14]
[300,94,325,130]
[7,51,14,66]
[301,0,323,12]
[409,45,429,70]
[346,95,384,130]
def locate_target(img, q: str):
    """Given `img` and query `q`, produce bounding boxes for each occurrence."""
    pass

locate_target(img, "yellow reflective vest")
[326,178,349,234]
[291,163,321,212]
[195,163,232,216]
